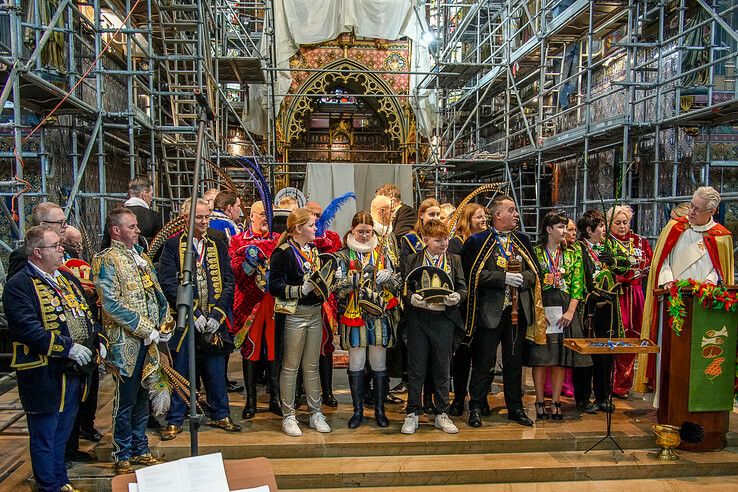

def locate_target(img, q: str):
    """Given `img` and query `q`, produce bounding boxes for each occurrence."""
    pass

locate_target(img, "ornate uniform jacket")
[209,210,241,244]
[3,264,101,413]
[93,240,168,377]
[229,228,280,334]
[158,232,234,354]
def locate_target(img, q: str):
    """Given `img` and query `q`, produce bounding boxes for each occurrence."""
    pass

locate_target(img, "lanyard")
[493,231,514,259]
[424,251,447,271]
[543,246,561,273]
[289,240,314,273]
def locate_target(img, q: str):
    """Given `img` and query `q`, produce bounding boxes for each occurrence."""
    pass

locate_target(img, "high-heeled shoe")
[551,401,563,421]
[534,401,549,420]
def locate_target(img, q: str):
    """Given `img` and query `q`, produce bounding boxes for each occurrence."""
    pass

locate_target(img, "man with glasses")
[3,225,104,492]
[641,186,734,389]
[7,202,68,280]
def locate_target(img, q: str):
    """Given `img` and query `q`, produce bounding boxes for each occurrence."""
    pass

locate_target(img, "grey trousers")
[280,305,323,417]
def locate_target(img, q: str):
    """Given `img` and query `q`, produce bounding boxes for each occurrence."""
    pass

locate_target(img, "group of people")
[3,173,732,492]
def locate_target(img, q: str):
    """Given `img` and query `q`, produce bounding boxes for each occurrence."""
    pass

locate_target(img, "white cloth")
[130,248,149,268]
[124,196,150,209]
[657,219,719,285]
[28,262,61,287]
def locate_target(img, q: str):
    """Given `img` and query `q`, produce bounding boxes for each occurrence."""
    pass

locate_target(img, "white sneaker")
[401,413,419,434]
[282,416,302,437]
[309,412,332,433]
[434,413,459,434]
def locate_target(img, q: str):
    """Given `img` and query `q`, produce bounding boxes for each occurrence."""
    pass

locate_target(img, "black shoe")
[390,381,407,394]
[268,400,283,417]
[80,428,102,442]
[534,401,549,420]
[266,360,282,417]
[576,400,598,414]
[66,450,94,463]
[467,409,482,427]
[551,401,564,421]
[597,401,615,413]
[323,394,339,407]
[319,355,338,408]
[147,416,161,430]
[507,408,534,427]
[449,399,464,417]
[226,380,244,393]
[347,370,365,429]
[373,370,390,428]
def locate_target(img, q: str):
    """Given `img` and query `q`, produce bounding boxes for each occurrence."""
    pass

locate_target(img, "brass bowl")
[652,424,681,461]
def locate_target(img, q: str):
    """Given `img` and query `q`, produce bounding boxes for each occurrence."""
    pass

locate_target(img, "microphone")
[194,89,215,121]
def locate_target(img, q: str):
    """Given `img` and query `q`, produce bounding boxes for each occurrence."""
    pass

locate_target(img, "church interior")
[0,1,737,490]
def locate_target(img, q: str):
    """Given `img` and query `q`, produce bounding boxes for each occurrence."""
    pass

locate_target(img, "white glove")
[375,269,392,285]
[68,343,92,366]
[410,293,427,309]
[194,315,208,333]
[443,292,461,306]
[334,268,344,280]
[144,330,160,346]
[98,344,107,360]
[159,331,172,343]
[206,317,220,333]
[504,272,524,288]
[301,280,315,296]
[425,302,446,312]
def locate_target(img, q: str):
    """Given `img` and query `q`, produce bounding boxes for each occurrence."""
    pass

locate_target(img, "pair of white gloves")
[68,342,111,366]
[504,272,524,288]
[194,316,221,334]
[410,292,461,311]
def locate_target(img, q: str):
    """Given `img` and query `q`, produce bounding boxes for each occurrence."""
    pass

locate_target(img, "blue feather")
[236,158,273,233]
[316,191,356,237]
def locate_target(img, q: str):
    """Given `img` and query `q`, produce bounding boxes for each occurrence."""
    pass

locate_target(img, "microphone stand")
[175,89,214,457]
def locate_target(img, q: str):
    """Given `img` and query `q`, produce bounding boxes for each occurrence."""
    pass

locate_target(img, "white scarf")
[124,196,149,209]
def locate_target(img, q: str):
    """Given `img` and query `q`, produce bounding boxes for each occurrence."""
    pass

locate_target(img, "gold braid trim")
[149,216,186,259]
[448,183,505,236]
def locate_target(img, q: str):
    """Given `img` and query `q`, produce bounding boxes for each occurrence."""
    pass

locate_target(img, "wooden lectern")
[655,287,738,452]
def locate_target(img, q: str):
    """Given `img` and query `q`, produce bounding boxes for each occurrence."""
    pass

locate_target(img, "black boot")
[241,360,257,419]
[363,370,375,406]
[373,370,390,428]
[319,355,338,408]
[347,370,365,429]
[267,360,282,416]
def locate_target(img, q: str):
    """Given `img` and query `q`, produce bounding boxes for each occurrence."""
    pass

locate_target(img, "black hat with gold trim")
[404,265,455,304]
[307,253,338,301]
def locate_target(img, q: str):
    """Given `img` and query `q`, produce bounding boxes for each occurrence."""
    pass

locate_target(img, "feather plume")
[316,191,355,237]
[236,158,273,233]
[149,215,186,259]
[143,368,172,416]
[448,183,505,236]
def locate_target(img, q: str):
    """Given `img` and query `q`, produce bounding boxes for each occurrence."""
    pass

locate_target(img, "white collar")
[374,222,392,236]
[29,261,60,285]
[690,219,716,233]
[124,196,149,209]
[347,235,377,254]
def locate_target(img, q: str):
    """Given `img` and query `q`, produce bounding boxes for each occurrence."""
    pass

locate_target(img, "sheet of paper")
[136,453,229,492]
[128,485,139,492]
[231,487,270,492]
[545,306,563,334]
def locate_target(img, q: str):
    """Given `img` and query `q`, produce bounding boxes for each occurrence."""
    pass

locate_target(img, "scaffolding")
[426,0,738,240]
[0,0,275,250]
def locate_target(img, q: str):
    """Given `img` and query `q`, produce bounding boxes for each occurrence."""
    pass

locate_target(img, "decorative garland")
[667,279,738,336]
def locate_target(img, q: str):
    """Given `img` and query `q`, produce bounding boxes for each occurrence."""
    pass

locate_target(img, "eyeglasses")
[354,229,374,237]
[688,202,713,214]
[42,219,67,227]
[37,242,63,250]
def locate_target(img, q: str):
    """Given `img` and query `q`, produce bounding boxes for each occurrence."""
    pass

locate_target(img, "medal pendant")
[543,273,553,286]
[497,256,508,269]
[51,297,61,307]
[559,267,566,274]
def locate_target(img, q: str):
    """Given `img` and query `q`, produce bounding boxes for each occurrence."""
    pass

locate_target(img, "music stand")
[564,338,659,453]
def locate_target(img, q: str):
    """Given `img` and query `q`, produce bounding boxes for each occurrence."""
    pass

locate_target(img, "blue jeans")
[111,342,150,462]
[27,374,81,492]
[167,339,230,426]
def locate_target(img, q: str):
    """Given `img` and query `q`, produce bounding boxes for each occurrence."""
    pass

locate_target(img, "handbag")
[274,297,298,314]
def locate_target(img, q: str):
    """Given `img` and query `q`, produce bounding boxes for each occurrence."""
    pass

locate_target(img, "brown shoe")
[115,460,135,475]
[160,424,182,441]
[130,452,166,466]
[206,416,242,432]
[60,484,82,492]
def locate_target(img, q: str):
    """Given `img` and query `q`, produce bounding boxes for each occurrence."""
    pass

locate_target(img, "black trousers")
[468,307,525,412]
[406,318,454,415]
[573,301,614,403]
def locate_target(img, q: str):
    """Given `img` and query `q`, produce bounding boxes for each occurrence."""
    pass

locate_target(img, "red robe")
[229,228,280,360]
[610,231,653,396]
[314,230,342,357]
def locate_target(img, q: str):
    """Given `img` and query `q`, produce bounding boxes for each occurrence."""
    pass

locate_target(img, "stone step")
[63,447,738,491]
[294,475,738,492]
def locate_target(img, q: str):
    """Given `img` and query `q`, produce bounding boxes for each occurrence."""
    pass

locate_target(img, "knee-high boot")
[267,360,282,416]
[373,370,390,427]
[241,360,257,419]
[347,370,365,429]
[319,355,338,407]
